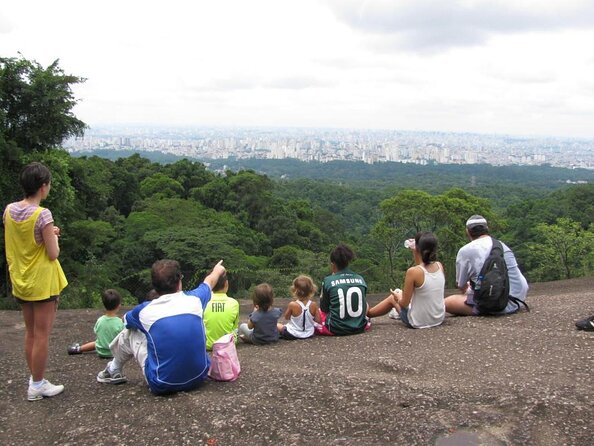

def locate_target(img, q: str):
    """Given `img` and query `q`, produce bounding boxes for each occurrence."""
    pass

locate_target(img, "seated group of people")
[67,214,533,396]
[11,163,583,403]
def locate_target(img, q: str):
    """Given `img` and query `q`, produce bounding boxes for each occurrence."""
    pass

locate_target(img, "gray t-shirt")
[250,307,282,345]
[456,236,529,314]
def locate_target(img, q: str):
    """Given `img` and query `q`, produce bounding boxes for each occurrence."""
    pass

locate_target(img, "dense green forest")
[2,56,593,308]
[73,150,593,210]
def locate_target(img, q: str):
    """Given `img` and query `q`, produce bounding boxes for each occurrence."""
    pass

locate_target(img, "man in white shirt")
[445,215,529,316]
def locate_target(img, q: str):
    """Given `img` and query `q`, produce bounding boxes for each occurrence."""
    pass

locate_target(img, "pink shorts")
[314,310,371,336]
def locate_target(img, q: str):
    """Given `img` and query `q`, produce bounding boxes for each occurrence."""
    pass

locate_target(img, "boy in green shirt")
[203,273,240,350]
[67,289,124,358]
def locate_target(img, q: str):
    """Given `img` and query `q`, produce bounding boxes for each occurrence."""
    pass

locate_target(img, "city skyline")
[2,1,594,138]
[66,125,594,170]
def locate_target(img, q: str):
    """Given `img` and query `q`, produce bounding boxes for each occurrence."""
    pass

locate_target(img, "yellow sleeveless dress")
[4,205,68,301]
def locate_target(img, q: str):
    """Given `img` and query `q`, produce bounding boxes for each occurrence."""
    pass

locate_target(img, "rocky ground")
[0,277,592,446]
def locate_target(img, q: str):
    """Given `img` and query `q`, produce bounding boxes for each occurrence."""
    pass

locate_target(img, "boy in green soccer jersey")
[316,244,370,336]
[203,272,240,350]
[67,289,124,357]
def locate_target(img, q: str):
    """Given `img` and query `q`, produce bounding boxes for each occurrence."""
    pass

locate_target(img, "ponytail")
[415,232,438,265]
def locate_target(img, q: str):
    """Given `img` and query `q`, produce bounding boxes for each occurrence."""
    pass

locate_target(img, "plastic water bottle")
[404,239,415,249]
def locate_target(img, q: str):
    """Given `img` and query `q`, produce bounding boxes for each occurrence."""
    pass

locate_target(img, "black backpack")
[473,238,510,314]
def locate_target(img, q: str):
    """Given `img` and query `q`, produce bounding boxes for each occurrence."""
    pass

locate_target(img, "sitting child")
[277,275,321,340]
[138,288,159,305]
[317,244,370,336]
[238,283,282,345]
[203,272,240,350]
[68,289,124,357]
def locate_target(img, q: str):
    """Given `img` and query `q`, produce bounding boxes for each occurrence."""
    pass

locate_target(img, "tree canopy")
[0,56,86,153]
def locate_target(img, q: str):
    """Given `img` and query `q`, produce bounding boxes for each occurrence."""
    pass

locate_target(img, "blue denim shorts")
[399,307,414,328]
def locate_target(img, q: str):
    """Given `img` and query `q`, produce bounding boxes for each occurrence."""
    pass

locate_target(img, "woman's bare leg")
[24,300,59,381]
[21,303,35,375]
[367,294,398,318]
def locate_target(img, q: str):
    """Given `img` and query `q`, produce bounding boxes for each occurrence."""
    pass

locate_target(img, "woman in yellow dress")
[3,162,68,401]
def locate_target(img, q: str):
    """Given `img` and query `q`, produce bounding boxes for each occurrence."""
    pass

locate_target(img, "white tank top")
[286,300,315,338]
[408,263,446,329]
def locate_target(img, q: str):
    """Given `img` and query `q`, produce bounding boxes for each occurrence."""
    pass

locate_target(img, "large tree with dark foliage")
[0,56,86,153]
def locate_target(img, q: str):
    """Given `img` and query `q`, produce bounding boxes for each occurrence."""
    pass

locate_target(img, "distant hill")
[70,149,186,164]
[71,149,592,193]
[206,157,592,189]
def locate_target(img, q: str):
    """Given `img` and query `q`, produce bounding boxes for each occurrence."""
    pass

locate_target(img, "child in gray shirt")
[238,283,282,345]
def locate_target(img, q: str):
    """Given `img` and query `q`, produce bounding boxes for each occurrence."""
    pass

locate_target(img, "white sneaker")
[27,379,64,401]
[388,308,400,320]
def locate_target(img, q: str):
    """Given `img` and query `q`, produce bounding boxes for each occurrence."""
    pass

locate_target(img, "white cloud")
[1,0,594,137]
[0,13,14,34]
[323,0,594,51]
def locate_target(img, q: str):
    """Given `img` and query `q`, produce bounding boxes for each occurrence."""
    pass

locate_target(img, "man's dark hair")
[212,271,228,292]
[468,225,489,239]
[20,162,51,197]
[102,289,122,311]
[415,231,438,264]
[151,259,182,295]
[253,283,274,312]
[330,244,355,270]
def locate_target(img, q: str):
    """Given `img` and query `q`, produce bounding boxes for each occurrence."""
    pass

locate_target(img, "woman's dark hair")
[415,231,438,265]
[253,283,274,312]
[330,244,355,270]
[101,289,122,311]
[151,259,182,295]
[20,162,52,197]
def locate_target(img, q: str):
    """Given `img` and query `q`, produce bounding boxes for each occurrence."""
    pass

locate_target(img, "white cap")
[466,215,488,229]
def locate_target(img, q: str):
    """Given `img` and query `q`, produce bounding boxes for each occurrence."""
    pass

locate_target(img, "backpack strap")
[492,237,530,313]
[490,237,504,257]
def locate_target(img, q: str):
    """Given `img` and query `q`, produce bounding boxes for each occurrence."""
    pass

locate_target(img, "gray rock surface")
[0,277,592,446]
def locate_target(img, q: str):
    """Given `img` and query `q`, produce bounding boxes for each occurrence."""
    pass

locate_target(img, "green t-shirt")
[203,292,240,350]
[94,315,124,357]
[321,268,368,335]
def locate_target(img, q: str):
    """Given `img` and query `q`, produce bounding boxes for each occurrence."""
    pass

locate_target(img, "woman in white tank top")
[368,232,445,328]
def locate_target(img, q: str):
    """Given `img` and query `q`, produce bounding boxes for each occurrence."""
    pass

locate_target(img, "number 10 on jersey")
[337,287,364,319]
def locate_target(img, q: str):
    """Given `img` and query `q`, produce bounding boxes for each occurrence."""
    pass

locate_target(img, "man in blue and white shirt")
[97,259,226,394]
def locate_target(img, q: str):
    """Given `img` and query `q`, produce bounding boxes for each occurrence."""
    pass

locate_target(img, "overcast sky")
[2,0,594,138]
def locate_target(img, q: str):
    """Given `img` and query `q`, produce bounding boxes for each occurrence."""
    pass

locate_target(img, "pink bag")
[208,333,241,382]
